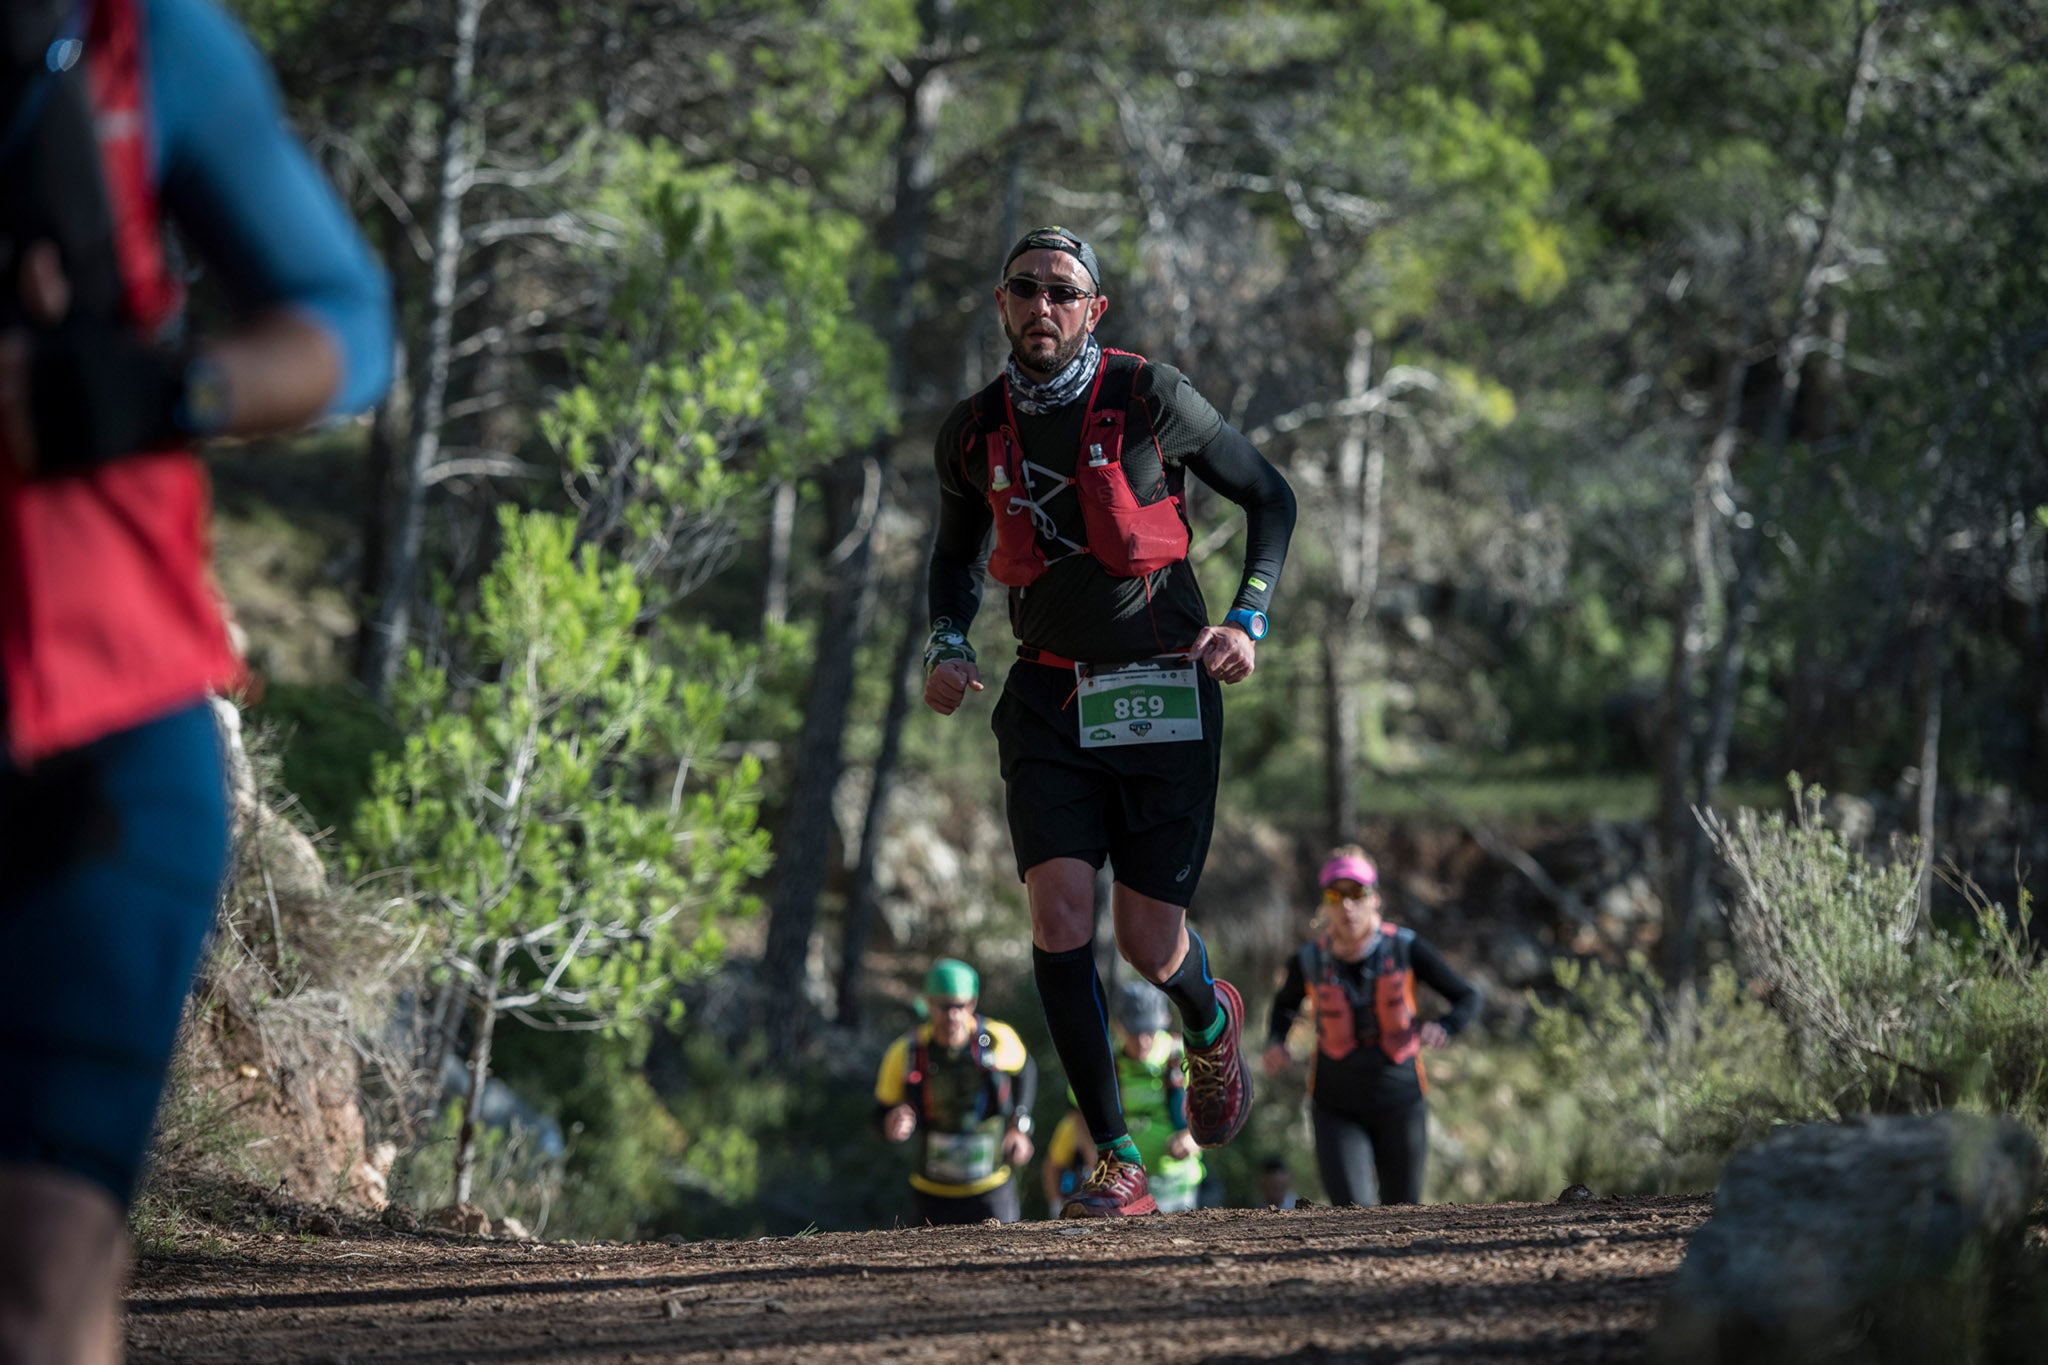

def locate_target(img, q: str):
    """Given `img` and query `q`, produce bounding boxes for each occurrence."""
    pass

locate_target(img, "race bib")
[1076,658,1202,748]
[924,1130,1002,1185]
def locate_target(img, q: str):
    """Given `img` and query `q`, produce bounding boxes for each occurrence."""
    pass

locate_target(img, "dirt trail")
[126,1194,1709,1364]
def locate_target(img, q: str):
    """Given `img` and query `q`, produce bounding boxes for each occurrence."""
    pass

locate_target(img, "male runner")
[923,225,1295,1217]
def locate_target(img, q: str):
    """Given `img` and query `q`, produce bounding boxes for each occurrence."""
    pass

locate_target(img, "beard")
[1005,316,1087,377]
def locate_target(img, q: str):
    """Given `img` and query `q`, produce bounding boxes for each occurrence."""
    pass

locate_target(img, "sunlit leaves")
[349,507,772,1038]
[542,139,893,598]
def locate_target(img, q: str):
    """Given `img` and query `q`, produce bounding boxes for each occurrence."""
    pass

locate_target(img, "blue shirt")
[145,0,390,415]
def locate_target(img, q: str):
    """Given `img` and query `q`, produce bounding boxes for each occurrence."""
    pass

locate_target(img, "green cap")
[923,958,979,1002]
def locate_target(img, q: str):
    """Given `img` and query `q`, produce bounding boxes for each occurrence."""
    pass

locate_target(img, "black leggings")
[1311,1099,1428,1206]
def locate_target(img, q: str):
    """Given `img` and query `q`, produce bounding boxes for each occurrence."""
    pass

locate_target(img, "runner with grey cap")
[923,225,1296,1217]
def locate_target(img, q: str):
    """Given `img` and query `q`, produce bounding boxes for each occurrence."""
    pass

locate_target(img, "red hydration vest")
[0,0,240,765]
[901,1017,1014,1124]
[1302,924,1425,1097]
[974,349,1190,587]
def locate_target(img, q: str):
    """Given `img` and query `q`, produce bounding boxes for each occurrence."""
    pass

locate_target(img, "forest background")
[158,0,2048,1242]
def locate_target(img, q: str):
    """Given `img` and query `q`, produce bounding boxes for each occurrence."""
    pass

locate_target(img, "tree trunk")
[451,962,500,1208]
[760,458,880,1025]
[758,17,951,1034]
[761,479,797,631]
[963,73,1036,391]
[359,0,486,696]
[1657,406,1730,999]
[1320,634,1358,847]
[1911,618,1943,928]
[1662,13,1886,998]
[1686,523,1760,920]
[1908,511,1947,928]
[836,582,925,1025]
[1319,328,1380,847]
[354,209,413,676]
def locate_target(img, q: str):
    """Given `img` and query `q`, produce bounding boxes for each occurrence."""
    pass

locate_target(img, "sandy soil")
[125,1194,1709,1364]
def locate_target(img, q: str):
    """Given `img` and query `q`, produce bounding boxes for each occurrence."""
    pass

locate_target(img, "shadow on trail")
[132,1270,1673,1364]
[129,1223,1690,1319]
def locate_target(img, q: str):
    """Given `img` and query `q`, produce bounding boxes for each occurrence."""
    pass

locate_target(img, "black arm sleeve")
[1183,422,1296,619]
[1136,364,1297,621]
[928,404,994,635]
[1411,938,1484,1037]
[1267,951,1309,1047]
[1010,1053,1039,1121]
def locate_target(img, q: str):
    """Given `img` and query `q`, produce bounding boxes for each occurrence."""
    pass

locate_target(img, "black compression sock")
[1161,928,1222,1043]
[1032,942,1127,1147]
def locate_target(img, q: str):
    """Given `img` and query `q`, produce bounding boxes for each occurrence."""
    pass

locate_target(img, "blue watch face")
[1229,609,1268,640]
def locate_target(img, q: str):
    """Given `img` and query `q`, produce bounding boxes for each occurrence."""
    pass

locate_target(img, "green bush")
[248,682,398,834]
[1710,781,2048,1130]
[483,1027,693,1240]
[1429,779,2048,1207]
[1427,959,1807,1202]
[654,1029,904,1239]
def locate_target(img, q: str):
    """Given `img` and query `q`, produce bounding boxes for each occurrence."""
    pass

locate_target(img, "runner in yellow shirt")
[875,959,1037,1225]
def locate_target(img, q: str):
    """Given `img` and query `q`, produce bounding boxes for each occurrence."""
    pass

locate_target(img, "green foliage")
[1533,957,1803,1193]
[654,1031,904,1239]
[1423,957,1808,1202]
[250,682,400,833]
[385,1103,565,1233]
[1438,784,2048,1205]
[550,1060,695,1240]
[349,509,770,1199]
[352,509,768,1028]
[1713,783,2048,1129]
[544,142,893,602]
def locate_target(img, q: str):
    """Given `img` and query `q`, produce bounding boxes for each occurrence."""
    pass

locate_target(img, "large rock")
[1654,1112,2041,1365]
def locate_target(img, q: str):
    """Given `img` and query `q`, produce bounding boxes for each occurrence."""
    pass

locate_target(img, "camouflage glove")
[923,621,976,675]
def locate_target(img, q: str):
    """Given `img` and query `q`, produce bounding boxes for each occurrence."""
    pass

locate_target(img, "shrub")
[1708,780,2048,1130]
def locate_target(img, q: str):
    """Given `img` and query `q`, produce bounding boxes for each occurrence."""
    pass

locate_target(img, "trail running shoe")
[1060,1153,1158,1218]
[1184,978,1253,1149]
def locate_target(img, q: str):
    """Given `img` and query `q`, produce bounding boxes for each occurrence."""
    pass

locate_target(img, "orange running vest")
[1303,923,1425,1098]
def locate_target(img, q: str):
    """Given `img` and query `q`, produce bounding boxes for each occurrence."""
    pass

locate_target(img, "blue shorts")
[0,702,230,1205]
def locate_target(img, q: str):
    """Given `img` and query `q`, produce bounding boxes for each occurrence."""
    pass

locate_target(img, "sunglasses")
[1003,276,1095,306]
[1323,883,1375,904]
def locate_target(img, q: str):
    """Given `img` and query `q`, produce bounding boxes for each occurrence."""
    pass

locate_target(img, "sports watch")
[1223,607,1268,641]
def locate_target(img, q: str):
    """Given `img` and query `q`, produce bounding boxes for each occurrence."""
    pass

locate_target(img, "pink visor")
[1318,853,1378,889]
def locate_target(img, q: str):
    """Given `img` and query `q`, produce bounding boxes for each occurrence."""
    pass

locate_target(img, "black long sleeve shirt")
[928,359,1296,663]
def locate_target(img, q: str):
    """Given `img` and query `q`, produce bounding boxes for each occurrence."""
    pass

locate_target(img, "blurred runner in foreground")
[874,959,1037,1225]
[0,0,390,1357]
[1263,847,1483,1206]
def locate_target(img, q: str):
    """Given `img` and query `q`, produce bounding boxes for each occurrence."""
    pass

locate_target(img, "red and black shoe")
[1060,1152,1159,1218]
[1184,978,1253,1149]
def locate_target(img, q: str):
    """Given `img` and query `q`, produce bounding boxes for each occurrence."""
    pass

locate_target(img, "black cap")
[1002,226,1100,289]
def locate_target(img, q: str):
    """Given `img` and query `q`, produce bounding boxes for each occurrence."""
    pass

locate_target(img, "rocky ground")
[126,1193,1709,1364]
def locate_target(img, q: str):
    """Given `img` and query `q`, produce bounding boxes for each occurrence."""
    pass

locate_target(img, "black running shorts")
[991,657,1223,907]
